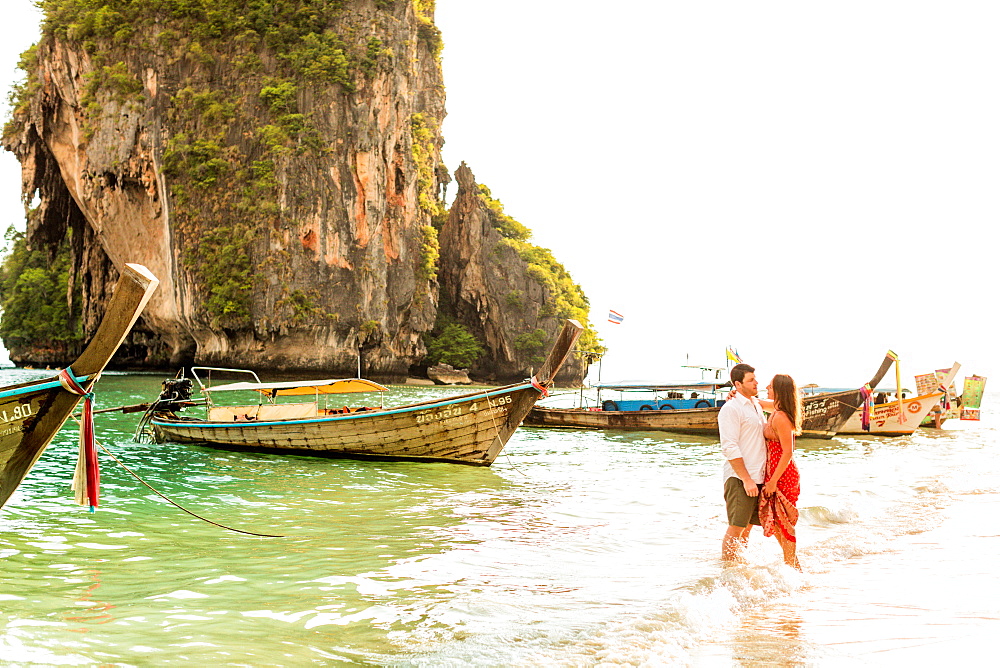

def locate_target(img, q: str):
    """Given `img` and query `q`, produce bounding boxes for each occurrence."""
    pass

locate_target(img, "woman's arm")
[763,411,795,495]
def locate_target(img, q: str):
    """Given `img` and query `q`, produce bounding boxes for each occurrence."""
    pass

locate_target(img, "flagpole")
[895,354,904,424]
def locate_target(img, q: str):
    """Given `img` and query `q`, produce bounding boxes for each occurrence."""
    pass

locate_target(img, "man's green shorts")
[724,476,763,527]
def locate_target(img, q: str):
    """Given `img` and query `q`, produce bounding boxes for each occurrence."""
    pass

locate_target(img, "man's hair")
[730,363,755,384]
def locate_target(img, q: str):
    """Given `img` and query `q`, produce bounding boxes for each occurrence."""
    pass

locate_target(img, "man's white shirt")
[718,393,767,484]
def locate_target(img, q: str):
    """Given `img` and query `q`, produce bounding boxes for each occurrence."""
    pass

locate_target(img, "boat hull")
[524,405,723,435]
[152,383,543,465]
[838,393,943,436]
[526,387,867,439]
[0,380,84,506]
[799,388,866,438]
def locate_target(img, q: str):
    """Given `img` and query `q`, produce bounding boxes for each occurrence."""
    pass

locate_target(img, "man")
[718,362,767,563]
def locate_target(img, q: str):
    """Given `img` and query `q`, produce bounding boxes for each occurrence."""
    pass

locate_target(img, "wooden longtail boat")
[0,264,160,510]
[142,320,583,465]
[524,353,897,439]
[838,363,960,436]
[917,365,982,427]
[837,392,945,436]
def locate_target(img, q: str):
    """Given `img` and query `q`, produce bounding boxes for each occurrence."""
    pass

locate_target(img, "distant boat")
[920,368,987,427]
[838,363,960,436]
[524,379,731,436]
[525,353,897,439]
[138,320,583,466]
[0,264,160,510]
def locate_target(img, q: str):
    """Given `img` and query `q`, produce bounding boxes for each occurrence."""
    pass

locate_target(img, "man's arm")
[730,458,759,497]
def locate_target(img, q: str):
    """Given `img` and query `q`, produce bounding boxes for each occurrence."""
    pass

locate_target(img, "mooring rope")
[93,439,286,538]
[67,408,285,538]
[483,383,548,478]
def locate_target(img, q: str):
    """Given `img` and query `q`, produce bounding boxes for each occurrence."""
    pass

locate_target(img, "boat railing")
[191,367,263,408]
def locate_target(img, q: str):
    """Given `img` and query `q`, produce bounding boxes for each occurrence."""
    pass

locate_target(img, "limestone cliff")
[4,0,447,377]
[438,164,589,384]
[2,1,600,383]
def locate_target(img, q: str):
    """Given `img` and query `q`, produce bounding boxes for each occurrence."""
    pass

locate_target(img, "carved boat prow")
[0,263,159,509]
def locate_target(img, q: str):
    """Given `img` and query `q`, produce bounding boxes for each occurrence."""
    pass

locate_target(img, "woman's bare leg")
[773,526,800,570]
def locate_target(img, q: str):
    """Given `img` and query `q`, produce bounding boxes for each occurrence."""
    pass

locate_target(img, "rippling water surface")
[1,372,998,665]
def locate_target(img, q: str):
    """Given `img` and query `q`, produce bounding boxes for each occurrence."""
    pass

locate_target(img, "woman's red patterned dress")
[760,437,800,542]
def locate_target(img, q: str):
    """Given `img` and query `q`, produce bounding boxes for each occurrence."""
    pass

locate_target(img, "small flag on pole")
[607,310,624,325]
[726,346,742,364]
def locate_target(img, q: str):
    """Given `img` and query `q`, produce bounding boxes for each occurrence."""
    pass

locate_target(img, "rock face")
[438,164,586,384]
[426,363,471,385]
[4,1,447,378]
[2,1,594,385]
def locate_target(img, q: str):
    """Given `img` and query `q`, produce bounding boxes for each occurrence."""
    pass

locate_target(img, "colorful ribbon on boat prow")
[938,385,951,410]
[59,369,99,512]
[859,384,874,432]
[529,376,549,397]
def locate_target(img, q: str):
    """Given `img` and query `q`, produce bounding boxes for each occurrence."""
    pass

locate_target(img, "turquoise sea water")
[1,370,998,665]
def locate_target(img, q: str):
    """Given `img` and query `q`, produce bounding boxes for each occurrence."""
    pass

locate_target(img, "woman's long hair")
[771,374,802,435]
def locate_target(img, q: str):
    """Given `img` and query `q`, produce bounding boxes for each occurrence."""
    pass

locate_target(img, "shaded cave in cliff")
[6,130,162,369]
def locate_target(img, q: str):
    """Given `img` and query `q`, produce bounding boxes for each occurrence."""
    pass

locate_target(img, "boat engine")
[133,375,197,442]
[152,377,194,413]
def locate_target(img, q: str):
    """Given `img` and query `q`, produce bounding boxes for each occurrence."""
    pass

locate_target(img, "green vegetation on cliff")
[34,0,429,87]
[477,185,605,357]
[424,317,484,369]
[9,1,437,329]
[0,226,83,350]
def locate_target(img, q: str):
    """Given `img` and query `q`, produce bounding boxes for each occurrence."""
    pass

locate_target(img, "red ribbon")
[529,376,549,397]
[59,369,99,511]
[859,384,874,432]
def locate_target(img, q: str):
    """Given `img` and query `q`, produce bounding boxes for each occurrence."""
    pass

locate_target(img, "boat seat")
[209,402,319,422]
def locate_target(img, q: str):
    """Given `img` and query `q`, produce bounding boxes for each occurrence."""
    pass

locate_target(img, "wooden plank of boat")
[149,319,584,465]
[0,264,160,510]
[525,352,897,439]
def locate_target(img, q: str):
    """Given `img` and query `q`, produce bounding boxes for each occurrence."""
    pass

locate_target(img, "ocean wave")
[800,505,859,525]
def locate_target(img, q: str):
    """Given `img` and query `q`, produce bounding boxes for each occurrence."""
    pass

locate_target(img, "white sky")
[1,1,996,388]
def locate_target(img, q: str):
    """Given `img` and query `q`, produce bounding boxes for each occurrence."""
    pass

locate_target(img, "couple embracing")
[718,363,801,569]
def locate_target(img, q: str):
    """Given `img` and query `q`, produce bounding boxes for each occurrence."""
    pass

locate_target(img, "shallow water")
[1,371,997,665]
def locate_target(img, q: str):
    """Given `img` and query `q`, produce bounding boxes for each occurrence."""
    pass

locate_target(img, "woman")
[761,373,802,569]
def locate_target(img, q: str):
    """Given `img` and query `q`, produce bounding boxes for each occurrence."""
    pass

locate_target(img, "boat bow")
[0,263,159,509]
